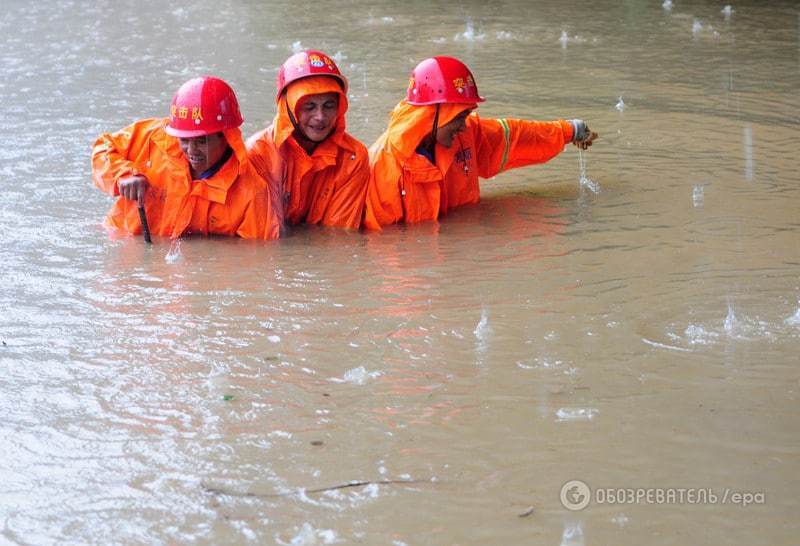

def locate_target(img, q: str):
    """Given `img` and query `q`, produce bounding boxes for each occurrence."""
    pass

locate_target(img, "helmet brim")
[165,126,221,138]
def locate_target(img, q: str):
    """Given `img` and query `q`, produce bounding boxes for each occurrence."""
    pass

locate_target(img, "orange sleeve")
[91,118,158,196]
[321,146,370,229]
[235,181,282,240]
[245,130,278,183]
[245,129,287,226]
[364,150,404,230]
[473,117,573,179]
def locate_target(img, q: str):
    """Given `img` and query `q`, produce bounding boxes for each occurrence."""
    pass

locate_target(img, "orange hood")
[222,126,248,167]
[370,99,474,161]
[272,75,349,149]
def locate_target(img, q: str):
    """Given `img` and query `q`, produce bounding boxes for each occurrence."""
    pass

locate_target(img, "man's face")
[295,92,339,142]
[436,108,473,148]
[179,132,227,175]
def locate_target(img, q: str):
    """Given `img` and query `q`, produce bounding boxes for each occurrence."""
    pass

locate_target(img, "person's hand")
[569,120,599,150]
[118,174,149,207]
[574,130,598,150]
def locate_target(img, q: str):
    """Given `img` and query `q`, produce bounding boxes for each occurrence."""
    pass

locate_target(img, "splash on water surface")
[556,408,598,421]
[281,522,338,545]
[455,18,485,41]
[560,521,585,546]
[165,239,182,263]
[330,366,382,385]
[578,150,600,194]
[692,184,704,207]
[785,304,800,326]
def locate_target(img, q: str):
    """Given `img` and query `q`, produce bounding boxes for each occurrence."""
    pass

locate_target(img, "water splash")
[474,307,492,363]
[692,184,704,207]
[284,522,338,545]
[662,0,673,11]
[559,30,569,48]
[578,150,600,194]
[785,304,800,326]
[165,239,182,263]
[556,408,598,421]
[366,15,395,25]
[517,357,565,370]
[560,521,585,546]
[722,5,734,19]
[474,308,490,339]
[291,40,304,53]
[692,19,703,35]
[455,17,485,41]
[330,366,382,385]
[496,31,513,40]
[615,96,625,112]
[683,324,720,345]
[723,297,738,335]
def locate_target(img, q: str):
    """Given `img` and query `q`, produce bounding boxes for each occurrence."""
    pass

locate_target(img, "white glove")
[569,119,590,142]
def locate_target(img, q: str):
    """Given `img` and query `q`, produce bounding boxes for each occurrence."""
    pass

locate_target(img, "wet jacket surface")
[92,118,280,240]
[364,100,574,229]
[246,77,370,229]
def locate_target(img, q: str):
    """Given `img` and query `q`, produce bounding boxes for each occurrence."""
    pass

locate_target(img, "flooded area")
[1,0,799,544]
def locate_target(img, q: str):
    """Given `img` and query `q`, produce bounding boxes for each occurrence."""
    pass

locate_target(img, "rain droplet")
[692,185,704,207]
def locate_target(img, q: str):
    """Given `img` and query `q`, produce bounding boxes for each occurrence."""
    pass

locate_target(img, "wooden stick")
[138,205,152,244]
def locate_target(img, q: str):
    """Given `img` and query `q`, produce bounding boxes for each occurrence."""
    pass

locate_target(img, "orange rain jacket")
[92,118,281,239]
[364,100,575,229]
[246,77,369,229]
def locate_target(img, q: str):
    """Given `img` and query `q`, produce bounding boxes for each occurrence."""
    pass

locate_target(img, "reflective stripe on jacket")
[92,118,281,240]
[364,100,574,229]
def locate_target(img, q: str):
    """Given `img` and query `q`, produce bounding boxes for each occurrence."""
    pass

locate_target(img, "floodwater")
[1,0,799,544]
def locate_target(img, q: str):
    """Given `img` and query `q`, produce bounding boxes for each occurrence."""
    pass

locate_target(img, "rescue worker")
[246,50,369,229]
[92,76,281,240]
[364,56,598,228]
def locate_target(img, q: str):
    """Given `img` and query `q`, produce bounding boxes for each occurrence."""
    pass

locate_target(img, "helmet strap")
[285,95,321,155]
[285,97,302,134]
[428,104,440,164]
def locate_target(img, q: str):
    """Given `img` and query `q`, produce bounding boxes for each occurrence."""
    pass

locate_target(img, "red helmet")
[406,56,485,106]
[276,50,348,102]
[165,76,244,138]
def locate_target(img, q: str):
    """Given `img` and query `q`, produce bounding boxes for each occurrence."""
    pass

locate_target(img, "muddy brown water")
[1,1,798,544]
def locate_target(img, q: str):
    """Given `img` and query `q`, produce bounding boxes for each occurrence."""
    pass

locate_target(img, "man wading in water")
[246,50,370,230]
[364,56,598,228]
[92,76,281,240]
